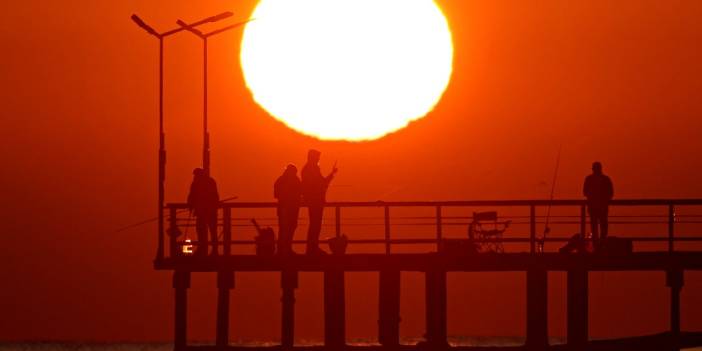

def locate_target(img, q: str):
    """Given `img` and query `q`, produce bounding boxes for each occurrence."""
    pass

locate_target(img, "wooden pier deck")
[156,251,702,272]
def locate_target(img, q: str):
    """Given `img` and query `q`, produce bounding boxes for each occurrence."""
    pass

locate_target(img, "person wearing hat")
[187,168,220,256]
[301,149,338,255]
[583,161,614,244]
[274,164,302,255]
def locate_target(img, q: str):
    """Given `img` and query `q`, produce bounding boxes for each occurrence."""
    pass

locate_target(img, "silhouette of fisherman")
[301,149,338,255]
[583,161,614,243]
[187,168,220,256]
[274,164,302,255]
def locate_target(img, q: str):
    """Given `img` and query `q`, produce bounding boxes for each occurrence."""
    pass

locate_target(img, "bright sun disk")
[240,0,454,141]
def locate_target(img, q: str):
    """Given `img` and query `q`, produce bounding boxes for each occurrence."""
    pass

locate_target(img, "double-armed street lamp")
[175,18,253,175]
[131,12,233,261]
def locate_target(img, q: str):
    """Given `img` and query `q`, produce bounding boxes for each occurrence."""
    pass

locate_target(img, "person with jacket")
[187,168,220,256]
[583,161,614,243]
[274,164,302,255]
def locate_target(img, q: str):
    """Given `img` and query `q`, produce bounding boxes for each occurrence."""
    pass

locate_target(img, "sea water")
[2,340,701,351]
[0,337,527,351]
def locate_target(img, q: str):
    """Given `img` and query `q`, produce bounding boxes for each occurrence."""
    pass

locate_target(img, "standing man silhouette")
[187,168,220,256]
[301,149,338,255]
[583,162,614,243]
[274,164,302,255]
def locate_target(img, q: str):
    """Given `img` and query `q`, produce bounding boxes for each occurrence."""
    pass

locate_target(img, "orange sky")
[1,0,702,343]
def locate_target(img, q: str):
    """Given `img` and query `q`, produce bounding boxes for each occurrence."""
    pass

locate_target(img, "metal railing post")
[335,206,341,238]
[384,206,391,254]
[580,205,587,239]
[157,203,165,261]
[436,206,442,251]
[169,206,178,258]
[223,207,231,256]
[668,204,675,253]
[530,205,536,254]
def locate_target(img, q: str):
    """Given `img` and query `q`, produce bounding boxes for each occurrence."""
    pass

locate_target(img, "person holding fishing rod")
[583,161,614,245]
[301,149,338,255]
[187,168,220,256]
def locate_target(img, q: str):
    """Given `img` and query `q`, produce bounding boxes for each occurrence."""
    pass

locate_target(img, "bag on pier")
[559,233,593,254]
[251,219,276,256]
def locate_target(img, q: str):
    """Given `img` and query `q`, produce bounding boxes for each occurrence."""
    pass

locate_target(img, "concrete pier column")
[425,270,448,348]
[667,269,684,351]
[216,271,235,348]
[567,268,588,349]
[378,270,401,347]
[324,269,346,348]
[526,268,548,350]
[173,271,191,351]
[281,270,298,349]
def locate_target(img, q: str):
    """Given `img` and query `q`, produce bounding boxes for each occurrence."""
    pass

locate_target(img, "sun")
[240,0,454,141]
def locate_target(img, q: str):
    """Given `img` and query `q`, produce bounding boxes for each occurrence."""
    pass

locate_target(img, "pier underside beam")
[281,270,298,349]
[668,269,684,351]
[378,270,401,347]
[174,271,191,351]
[324,269,346,348]
[425,270,448,348]
[567,268,588,349]
[216,271,235,348]
[526,268,548,350]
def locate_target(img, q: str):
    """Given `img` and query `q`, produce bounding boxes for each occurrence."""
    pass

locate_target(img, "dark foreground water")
[0,338,531,351]
[2,340,701,351]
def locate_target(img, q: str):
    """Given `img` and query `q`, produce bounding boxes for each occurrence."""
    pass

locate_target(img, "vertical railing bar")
[530,205,536,254]
[169,206,178,258]
[223,207,232,256]
[335,206,341,238]
[157,204,165,261]
[384,206,391,254]
[580,205,587,240]
[668,204,675,253]
[436,206,442,251]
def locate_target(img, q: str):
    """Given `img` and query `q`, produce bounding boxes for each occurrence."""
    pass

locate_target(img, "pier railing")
[157,199,702,260]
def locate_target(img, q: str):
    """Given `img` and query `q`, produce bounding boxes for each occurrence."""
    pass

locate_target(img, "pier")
[155,199,702,351]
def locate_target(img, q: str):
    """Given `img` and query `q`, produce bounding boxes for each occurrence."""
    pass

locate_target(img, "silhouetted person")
[583,162,614,243]
[187,168,220,256]
[301,149,337,255]
[274,164,302,255]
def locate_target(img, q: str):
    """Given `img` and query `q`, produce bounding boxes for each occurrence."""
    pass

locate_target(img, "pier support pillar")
[567,268,588,349]
[281,270,298,349]
[526,268,548,350]
[216,271,235,349]
[173,271,191,351]
[425,270,448,348]
[379,270,401,348]
[667,269,684,351]
[324,269,346,348]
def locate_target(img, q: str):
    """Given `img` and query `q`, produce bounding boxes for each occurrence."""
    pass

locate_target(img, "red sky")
[1,0,702,343]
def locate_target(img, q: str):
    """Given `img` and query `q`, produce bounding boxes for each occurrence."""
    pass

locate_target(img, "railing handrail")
[166,198,702,209]
[158,198,702,260]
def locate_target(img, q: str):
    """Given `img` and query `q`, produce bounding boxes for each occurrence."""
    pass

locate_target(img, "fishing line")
[542,145,562,245]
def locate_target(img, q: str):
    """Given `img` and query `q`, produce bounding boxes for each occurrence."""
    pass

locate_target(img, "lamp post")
[175,18,253,174]
[131,12,233,261]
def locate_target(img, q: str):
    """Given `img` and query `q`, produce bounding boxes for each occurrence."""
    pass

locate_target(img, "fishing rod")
[541,146,562,250]
[115,196,238,232]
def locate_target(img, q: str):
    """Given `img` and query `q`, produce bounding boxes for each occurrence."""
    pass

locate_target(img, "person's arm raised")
[326,161,338,183]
